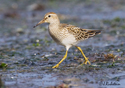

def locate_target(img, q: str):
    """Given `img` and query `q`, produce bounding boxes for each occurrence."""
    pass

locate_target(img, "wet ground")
[0,0,125,88]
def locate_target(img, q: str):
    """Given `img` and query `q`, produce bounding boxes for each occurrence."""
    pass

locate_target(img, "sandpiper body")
[34,12,101,68]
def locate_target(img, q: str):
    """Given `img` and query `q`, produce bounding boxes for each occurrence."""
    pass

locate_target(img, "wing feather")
[60,24,101,41]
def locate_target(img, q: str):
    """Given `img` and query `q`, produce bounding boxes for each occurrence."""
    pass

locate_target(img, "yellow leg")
[75,46,91,65]
[52,50,68,68]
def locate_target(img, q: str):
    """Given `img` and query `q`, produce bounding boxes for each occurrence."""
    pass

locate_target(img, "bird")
[33,12,101,68]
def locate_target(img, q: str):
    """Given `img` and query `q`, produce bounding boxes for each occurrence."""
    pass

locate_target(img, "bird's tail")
[85,29,101,38]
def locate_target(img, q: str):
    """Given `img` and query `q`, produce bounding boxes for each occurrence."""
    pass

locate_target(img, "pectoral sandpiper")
[34,12,101,68]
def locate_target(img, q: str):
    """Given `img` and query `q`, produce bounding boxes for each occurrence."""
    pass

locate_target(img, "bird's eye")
[48,15,51,17]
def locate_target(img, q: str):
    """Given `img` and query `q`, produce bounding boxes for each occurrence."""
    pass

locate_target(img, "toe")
[82,59,91,65]
[52,64,59,68]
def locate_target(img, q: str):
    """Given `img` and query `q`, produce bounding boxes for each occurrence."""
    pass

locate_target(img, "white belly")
[61,34,77,46]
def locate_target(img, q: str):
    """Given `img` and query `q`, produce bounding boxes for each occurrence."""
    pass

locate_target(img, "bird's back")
[59,24,101,42]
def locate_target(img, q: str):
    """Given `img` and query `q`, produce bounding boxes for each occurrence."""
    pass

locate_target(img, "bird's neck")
[49,20,60,30]
[48,21,60,39]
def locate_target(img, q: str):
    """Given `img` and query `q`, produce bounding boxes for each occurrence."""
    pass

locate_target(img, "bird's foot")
[81,58,91,65]
[52,64,59,68]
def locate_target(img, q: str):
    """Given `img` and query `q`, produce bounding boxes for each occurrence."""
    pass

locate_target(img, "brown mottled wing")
[64,24,101,41]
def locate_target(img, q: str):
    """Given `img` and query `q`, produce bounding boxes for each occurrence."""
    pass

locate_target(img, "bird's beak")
[33,18,46,28]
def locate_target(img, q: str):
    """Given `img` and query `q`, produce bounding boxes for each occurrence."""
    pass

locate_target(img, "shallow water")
[2,73,59,88]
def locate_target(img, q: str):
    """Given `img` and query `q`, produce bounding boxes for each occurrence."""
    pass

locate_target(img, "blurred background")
[0,0,125,88]
[1,0,125,31]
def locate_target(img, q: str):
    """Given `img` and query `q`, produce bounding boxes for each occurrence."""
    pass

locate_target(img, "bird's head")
[33,12,59,28]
